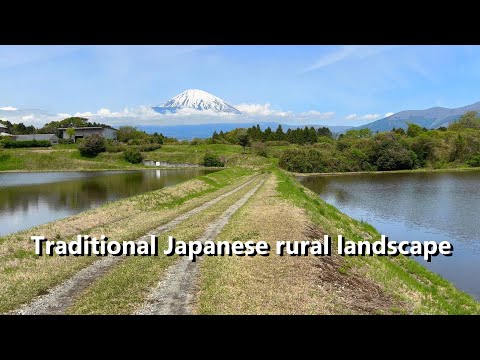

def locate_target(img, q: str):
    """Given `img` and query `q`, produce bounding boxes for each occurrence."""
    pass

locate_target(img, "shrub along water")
[203,153,224,167]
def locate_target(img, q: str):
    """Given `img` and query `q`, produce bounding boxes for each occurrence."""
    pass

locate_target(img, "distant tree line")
[279,111,480,173]
[212,124,333,145]
[0,120,36,135]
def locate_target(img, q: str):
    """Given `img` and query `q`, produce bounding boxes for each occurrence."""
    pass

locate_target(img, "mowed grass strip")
[197,173,334,314]
[0,168,253,313]
[66,176,265,314]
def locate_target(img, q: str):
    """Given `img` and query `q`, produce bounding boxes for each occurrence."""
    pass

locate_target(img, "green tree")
[449,111,480,130]
[212,130,219,142]
[308,126,318,144]
[117,126,146,143]
[237,132,250,153]
[66,128,76,140]
[275,125,285,141]
[263,127,273,142]
[406,122,426,137]
[344,128,373,139]
[151,132,164,144]
[317,127,333,139]
[78,134,106,157]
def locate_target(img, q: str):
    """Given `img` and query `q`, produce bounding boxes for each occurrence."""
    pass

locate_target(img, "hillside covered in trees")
[211,111,480,173]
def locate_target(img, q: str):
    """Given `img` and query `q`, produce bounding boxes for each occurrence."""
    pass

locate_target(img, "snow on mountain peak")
[153,89,241,114]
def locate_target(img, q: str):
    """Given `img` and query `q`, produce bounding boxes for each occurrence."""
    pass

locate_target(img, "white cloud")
[304,46,359,72]
[304,45,401,72]
[384,112,394,117]
[0,104,383,128]
[74,111,94,117]
[235,103,290,117]
[345,113,381,121]
[0,106,18,111]
[301,110,335,119]
[360,114,381,120]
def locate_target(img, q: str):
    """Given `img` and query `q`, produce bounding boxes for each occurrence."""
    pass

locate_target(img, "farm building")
[58,127,117,142]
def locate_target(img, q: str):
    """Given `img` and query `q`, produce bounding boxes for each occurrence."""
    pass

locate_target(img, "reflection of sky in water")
[299,171,480,300]
[0,169,216,237]
[0,171,130,188]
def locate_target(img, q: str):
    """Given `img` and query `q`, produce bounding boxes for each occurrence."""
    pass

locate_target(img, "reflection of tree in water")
[331,188,350,204]
[0,169,215,216]
[297,176,328,194]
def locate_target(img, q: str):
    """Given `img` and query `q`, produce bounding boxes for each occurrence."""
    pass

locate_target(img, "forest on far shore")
[211,111,480,173]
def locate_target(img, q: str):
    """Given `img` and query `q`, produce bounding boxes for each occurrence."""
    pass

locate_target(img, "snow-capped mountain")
[153,89,241,114]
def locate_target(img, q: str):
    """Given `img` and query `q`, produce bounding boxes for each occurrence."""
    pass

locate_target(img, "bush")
[124,148,144,164]
[106,143,128,153]
[203,153,224,167]
[466,155,480,167]
[279,148,327,173]
[252,142,268,157]
[58,138,74,144]
[2,140,51,148]
[78,134,106,157]
[376,147,415,171]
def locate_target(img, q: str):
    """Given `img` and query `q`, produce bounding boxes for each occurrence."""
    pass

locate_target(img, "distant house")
[15,134,59,144]
[58,126,117,142]
[0,125,7,133]
[0,132,15,138]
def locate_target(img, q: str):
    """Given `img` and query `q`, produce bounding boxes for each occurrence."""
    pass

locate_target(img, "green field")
[0,144,274,172]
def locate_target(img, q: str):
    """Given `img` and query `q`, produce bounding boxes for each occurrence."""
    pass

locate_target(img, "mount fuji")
[143,88,352,139]
[153,89,241,114]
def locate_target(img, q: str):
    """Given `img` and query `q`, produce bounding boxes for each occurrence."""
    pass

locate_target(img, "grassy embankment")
[0,167,254,313]
[0,144,274,172]
[1,142,477,174]
[196,169,480,314]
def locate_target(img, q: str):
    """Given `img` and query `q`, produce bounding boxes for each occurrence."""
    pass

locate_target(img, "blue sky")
[1,45,480,127]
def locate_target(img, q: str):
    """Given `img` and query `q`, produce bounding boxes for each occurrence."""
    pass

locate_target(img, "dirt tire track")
[135,175,267,315]
[9,174,261,315]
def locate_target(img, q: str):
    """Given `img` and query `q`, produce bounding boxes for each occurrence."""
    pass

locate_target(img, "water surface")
[298,171,480,300]
[0,169,216,236]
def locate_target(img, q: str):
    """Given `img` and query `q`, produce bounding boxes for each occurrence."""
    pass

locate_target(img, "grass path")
[66,175,265,314]
[135,175,267,315]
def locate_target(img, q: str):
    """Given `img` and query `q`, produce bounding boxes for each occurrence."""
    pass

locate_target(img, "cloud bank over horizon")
[0,103,374,128]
